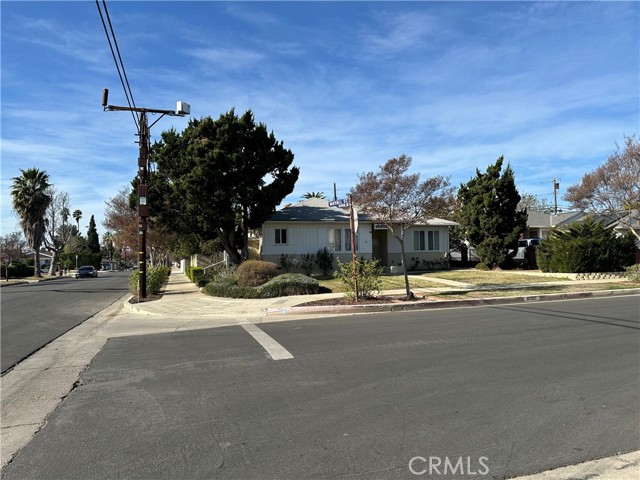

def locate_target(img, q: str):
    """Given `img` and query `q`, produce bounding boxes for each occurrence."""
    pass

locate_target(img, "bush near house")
[537,219,635,273]
[5,262,32,278]
[625,264,640,283]
[236,260,278,286]
[315,247,334,277]
[334,258,383,300]
[204,272,318,298]
[278,253,316,276]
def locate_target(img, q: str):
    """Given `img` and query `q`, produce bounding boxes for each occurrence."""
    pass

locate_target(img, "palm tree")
[302,191,326,199]
[72,209,82,232]
[11,168,52,277]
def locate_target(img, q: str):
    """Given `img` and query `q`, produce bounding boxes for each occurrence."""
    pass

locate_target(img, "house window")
[328,228,342,251]
[428,231,440,251]
[414,230,440,251]
[345,229,359,252]
[275,228,287,244]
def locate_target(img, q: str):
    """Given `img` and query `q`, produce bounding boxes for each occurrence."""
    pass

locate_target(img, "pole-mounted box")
[176,102,190,115]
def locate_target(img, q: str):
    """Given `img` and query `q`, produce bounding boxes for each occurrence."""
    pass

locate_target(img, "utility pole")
[551,178,560,215]
[102,88,189,299]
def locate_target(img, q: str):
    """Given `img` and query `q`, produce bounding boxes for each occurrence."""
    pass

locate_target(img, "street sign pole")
[348,195,359,302]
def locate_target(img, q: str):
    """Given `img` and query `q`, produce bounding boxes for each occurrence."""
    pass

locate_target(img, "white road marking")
[239,321,294,360]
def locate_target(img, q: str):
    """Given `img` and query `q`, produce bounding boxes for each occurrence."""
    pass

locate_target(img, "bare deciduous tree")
[43,188,72,275]
[103,187,175,267]
[0,232,28,281]
[351,154,453,299]
[565,135,640,240]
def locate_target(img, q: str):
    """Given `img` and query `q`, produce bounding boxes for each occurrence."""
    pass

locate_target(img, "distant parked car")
[76,266,98,278]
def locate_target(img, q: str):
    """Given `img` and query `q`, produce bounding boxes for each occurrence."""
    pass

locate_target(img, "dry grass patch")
[430,282,638,299]
[421,269,570,285]
[318,275,443,293]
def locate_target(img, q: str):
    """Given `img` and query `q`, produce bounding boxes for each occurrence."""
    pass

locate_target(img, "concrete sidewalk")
[125,267,639,319]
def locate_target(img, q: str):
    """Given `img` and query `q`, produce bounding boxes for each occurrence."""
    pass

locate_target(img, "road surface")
[1,272,130,373]
[2,295,638,479]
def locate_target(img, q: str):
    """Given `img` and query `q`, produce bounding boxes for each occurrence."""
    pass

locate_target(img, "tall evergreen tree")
[457,156,527,268]
[149,109,299,264]
[10,168,52,277]
[87,215,100,254]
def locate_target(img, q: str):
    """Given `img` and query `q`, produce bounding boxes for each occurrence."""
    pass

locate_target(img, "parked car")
[75,266,98,278]
[513,238,542,263]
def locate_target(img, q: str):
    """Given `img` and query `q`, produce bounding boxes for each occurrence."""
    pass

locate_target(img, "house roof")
[527,210,585,228]
[528,209,640,232]
[266,197,458,226]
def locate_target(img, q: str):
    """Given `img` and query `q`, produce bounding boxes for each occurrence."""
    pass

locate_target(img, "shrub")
[334,258,383,300]
[6,262,31,279]
[235,260,278,286]
[279,254,295,272]
[299,253,315,276]
[475,262,489,270]
[625,264,640,283]
[129,265,170,296]
[315,247,334,276]
[203,277,262,299]
[203,272,320,299]
[537,219,635,273]
[185,266,204,283]
[259,273,319,297]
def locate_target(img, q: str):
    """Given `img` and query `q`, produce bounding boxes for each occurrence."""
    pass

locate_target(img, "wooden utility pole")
[551,178,560,214]
[102,89,189,299]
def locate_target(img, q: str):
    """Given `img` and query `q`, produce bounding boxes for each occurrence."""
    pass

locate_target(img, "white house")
[260,197,458,271]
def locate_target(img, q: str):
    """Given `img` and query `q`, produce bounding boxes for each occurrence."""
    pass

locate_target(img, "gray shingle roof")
[266,197,458,226]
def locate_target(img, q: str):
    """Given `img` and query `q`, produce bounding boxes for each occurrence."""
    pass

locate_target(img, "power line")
[96,0,139,130]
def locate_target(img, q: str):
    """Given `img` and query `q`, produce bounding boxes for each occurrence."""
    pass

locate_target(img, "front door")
[372,229,388,266]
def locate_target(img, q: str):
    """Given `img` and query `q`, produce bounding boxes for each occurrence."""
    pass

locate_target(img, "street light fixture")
[102,88,190,298]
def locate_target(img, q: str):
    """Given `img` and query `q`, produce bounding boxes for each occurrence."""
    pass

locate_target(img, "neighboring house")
[23,251,54,271]
[525,209,639,241]
[260,197,457,271]
[523,211,585,239]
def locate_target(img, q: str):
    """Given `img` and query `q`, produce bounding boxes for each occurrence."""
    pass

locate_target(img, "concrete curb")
[264,288,640,316]
[124,299,161,315]
[507,450,640,479]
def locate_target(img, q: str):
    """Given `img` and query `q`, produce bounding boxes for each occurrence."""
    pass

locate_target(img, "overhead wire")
[96,0,139,131]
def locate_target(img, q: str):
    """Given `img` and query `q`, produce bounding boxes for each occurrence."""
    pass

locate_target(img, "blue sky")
[2,1,639,239]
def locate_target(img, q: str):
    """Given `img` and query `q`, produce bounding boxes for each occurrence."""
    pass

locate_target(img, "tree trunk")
[241,206,249,261]
[215,227,242,265]
[34,250,41,277]
[397,236,414,300]
[49,251,59,276]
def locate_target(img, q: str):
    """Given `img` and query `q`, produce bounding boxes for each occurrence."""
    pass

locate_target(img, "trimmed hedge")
[204,273,319,299]
[236,260,278,287]
[260,273,320,297]
[185,266,204,283]
[203,277,262,299]
[129,265,171,296]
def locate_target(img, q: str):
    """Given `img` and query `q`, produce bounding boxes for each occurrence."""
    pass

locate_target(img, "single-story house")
[260,197,458,272]
[523,211,585,239]
[525,209,640,241]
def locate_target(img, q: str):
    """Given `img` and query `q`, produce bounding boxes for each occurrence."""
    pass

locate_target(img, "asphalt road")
[0,272,130,373]
[2,295,639,479]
